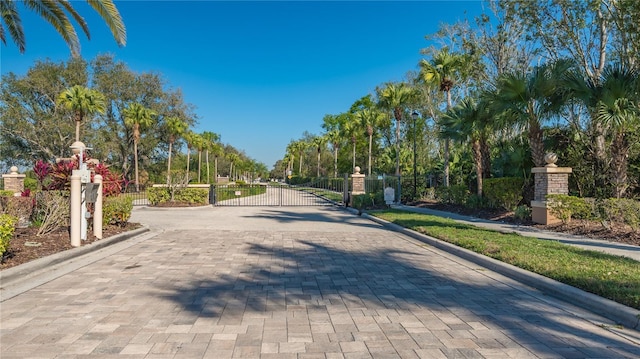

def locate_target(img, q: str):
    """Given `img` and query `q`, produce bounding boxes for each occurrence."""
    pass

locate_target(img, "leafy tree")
[0,58,87,163]
[0,0,126,57]
[123,102,155,191]
[57,85,106,142]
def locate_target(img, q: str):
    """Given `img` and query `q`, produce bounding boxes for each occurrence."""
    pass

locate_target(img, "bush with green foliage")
[435,185,469,205]
[351,191,385,211]
[0,190,14,197]
[147,187,208,206]
[103,196,133,226]
[598,198,640,231]
[0,214,17,258]
[547,194,593,223]
[514,205,532,221]
[483,177,524,210]
[147,187,170,205]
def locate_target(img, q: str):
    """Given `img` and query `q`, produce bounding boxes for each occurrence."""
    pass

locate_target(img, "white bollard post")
[70,174,82,247]
[93,175,103,239]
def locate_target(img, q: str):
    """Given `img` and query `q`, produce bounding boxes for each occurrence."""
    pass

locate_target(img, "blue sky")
[1,1,486,168]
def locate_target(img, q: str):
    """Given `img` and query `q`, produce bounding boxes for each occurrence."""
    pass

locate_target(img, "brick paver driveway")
[2,206,639,358]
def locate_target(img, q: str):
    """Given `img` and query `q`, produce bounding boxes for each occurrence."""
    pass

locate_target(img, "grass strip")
[215,185,267,201]
[371,209,640,310]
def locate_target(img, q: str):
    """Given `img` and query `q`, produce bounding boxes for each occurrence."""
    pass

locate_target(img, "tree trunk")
[186,148,191,184]
[611,131,628,199]
[167,142,173,185]
[472,139,483,197]
[198,151,202,183]
[352,138,356,172]
[333,147,338,178]
[368,134,373,176]
[444,90,452,186]
[480,136,491,179]
[206,150,210,184]
[134,140,140,192]
[317,150,321,177]
[529,116,545,167]
[395,118,400,176]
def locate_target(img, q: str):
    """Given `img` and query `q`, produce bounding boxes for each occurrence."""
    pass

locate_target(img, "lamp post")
[411,111,419,200]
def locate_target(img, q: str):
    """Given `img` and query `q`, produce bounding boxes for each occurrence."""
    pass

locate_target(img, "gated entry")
[211,181,347,206]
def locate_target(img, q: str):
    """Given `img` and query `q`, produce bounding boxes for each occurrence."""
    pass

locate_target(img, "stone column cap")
[531,167,572,174]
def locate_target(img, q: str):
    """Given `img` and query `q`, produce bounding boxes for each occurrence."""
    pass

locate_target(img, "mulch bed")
[410,200,640,247]
[1,222,141,270]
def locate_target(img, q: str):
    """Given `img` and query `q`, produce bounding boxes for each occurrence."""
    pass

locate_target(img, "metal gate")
[211,180,347,207]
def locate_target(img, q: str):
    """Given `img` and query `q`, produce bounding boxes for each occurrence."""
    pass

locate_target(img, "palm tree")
[378,82,416,176]
[567,64,640,198]
[1,0,126,57]
[440,97,492,196]
[291,141,307,176]
[165,116,188,185]
[123,102,155,192]
[311,135,327,178]
[201,131,220,184]
[190,133,206,183]
[342,118,358,172]
[420,47,469,186]
[491,59,573,167]
[326,129,340,178]
[57,85,106,142]
[355,108,385,176]
[227,153,240,181]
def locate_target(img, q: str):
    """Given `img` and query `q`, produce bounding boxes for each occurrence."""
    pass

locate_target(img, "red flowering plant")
[33,156,125,196]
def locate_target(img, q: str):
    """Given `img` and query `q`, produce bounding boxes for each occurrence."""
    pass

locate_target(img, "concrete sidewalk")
[1,205,639,358]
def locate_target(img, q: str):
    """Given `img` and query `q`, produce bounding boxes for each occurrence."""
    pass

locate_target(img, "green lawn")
[215,185,267,201]
[371,209,640,310]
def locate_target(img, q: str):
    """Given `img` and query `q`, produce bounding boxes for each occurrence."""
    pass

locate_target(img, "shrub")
[484,177,524,211]
[0,196,34,227]
[173,188,208,205]
[147,187,208,206]
[598,198,640,231]
[351,191,385,211]
[103,196,133,226]
[435,185,469,205]
[465,194,489,209]
[147,187,170,205]
[34,191,70,236]
[0,214,17,258]
[514,205,532,221]
[546,194,592,224]
[0,190,14,197]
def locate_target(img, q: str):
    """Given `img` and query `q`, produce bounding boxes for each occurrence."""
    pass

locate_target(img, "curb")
[361,213,640,331]
[0,227,150,287]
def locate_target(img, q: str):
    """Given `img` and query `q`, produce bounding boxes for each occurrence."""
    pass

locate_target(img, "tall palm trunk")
[611,131,629,198]
[528,112,545,167]
[367,126,373,176]
[316,149,321,177]
[333,146,338,178]
[198,151,202,183]
[443,91,452,186]
[472,138,483,197]
[186,148,191,183]
[351,136,356,172]
[214,155,218,183]
[298,150,303,175]
[395,117,400,176]
[133,141,140,192]
[167,141,173,185]
[206,150,210,184]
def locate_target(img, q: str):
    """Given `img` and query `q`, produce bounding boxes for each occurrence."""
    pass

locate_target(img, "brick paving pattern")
[1,207,639,358]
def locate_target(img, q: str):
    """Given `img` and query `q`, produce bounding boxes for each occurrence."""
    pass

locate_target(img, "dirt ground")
[1,222,141,270]
[2,202,638,271]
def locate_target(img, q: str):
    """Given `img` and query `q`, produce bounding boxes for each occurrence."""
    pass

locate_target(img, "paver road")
[1,206,639,358]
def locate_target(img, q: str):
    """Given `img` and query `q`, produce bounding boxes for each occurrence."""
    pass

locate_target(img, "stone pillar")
[2,166,25,193]
[531,153,572,225]
[351,166,366,195]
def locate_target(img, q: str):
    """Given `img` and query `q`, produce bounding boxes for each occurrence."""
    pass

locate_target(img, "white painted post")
[70,174,82,247]
[93,174,103,239]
